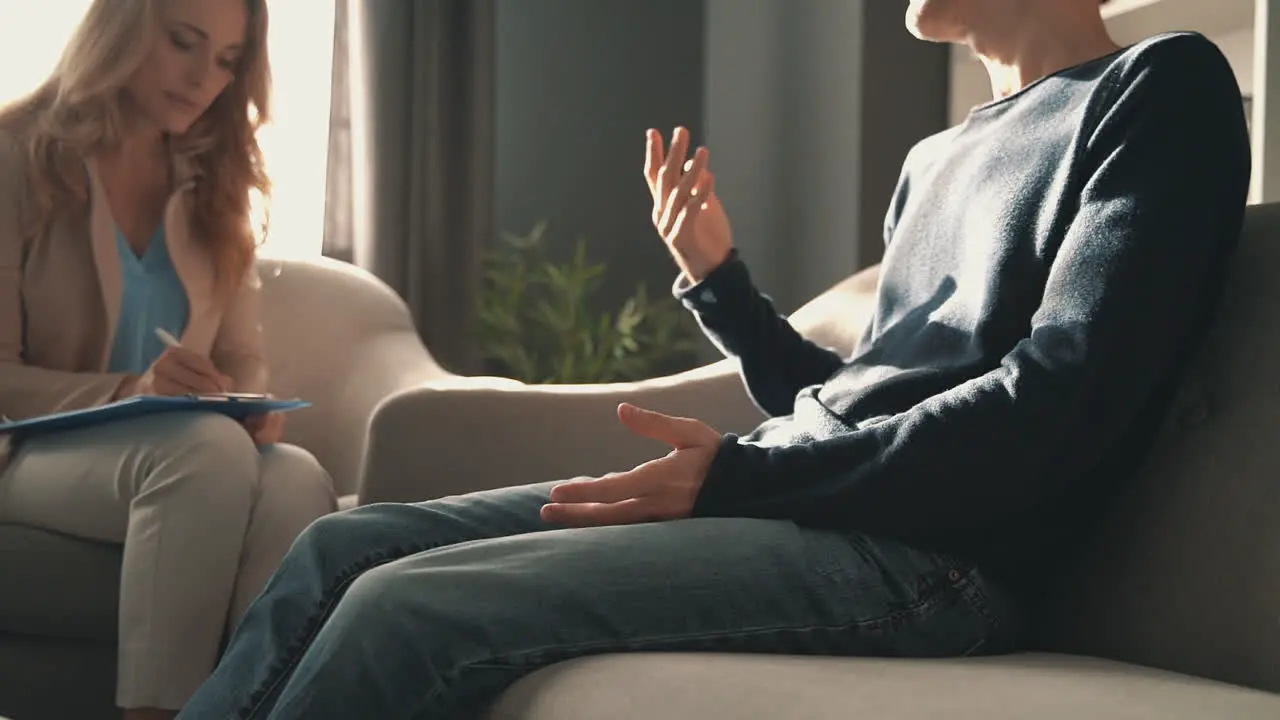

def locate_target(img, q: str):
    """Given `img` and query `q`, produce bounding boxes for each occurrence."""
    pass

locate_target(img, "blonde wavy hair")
[0,0,271,295]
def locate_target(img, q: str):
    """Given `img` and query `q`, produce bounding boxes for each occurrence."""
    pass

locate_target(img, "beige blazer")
[0,128,269,471]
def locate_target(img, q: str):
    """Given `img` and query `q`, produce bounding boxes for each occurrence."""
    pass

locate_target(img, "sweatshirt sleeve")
[691,38,1252,539]
[674,251,844,417]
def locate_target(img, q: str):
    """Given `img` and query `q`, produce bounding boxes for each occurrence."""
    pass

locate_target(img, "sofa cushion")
[1039,203,1280,693]
[484,652,1280,720]
[0,524,119,642]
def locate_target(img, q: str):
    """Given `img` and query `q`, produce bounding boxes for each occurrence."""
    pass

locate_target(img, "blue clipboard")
[0,395,311,438]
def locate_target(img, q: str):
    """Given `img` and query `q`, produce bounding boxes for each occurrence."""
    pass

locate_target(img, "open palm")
[690,187,732,261]
[645,127,735,281]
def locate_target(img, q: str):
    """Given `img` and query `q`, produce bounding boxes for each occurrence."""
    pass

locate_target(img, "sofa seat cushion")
[484,652,1280,720]
[0,524,119,642]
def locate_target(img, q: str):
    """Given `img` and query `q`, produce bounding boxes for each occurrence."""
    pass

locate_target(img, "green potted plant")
[476,221,702,384]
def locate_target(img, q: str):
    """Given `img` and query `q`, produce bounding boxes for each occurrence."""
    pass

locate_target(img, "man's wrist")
[674,248,747,305]
[682,246,734,283]
[690,434,741,517]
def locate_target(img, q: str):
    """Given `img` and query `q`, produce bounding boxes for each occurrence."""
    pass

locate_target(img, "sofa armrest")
[285,329,452,496]
[786,263,881,357]
[359,360,761,504]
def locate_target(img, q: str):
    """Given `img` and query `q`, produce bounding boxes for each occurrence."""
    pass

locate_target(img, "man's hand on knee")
[540,404,722,527]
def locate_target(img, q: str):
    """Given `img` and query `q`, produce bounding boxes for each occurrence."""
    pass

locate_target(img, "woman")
[0,1,336,718]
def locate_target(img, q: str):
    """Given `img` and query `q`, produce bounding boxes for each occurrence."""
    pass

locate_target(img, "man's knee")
[290,503,415,569]
[336,559,456,638]
[289,499,542,590]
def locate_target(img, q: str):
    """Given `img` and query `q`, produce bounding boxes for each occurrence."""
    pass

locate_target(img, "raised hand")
[644,127,734,281]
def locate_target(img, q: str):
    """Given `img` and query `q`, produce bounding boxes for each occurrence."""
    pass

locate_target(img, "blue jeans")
[177,481,1021,719]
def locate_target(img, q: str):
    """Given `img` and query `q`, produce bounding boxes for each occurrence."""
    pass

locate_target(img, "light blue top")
[106,224,190,374]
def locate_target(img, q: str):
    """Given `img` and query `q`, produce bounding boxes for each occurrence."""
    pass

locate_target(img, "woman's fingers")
[245,411,285,445]
[152,366,216,395]
[167,347,227,386]
[151,348,230,395]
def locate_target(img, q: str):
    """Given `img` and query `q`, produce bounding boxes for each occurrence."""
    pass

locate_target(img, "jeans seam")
[240,544,433,719]
[468,565,964,669]
[954,567,1005,656]
[407,588,953,718]
[956,570,998,627]
[240,576,355,719]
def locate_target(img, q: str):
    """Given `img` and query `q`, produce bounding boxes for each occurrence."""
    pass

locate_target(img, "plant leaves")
[476,220,701,383]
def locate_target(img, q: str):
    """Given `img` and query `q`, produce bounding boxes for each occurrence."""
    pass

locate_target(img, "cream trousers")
[0,412,337,711]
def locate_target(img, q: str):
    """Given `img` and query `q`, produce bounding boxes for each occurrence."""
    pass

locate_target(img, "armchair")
[0,255,452,720]
[256,256,453,505]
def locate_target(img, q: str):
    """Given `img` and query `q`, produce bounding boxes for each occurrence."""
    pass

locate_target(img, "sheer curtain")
[0,2,335,260]
[256,0,335,258]
[0,1,91,102]
[322,0,495,372]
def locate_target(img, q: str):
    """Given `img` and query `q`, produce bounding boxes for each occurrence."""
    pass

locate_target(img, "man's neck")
[970,5,1120,101]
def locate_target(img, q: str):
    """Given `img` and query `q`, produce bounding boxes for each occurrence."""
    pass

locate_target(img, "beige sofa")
[362,204,1280,719]
[3,199,1279,718]
[0,257,451,720]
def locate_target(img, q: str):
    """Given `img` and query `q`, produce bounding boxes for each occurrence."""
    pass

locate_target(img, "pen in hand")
[154,327,182,349]
[152,328,231,393]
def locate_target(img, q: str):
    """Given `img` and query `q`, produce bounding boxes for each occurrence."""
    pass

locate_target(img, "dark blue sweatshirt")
[677,32,1251,600]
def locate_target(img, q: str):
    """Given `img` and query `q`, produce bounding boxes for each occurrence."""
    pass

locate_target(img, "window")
[0,2,91,104]
[256,1,336,258]
[0,2,335,259]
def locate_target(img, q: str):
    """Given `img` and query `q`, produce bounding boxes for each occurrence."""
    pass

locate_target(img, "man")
[178,1,1250,717]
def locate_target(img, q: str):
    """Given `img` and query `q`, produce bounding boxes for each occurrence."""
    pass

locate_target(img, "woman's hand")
[644,127,734,281]
[243,411,285,446]
[121,347,231,397]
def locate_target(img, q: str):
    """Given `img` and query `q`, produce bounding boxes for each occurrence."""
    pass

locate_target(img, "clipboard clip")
[184,393,272,402]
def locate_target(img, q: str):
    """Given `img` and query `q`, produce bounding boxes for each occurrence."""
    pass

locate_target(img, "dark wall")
[857,2,949,268]
[704,0,949,311]
[494,0,705,311]
[494,0,948,321]
[705,0,866,312]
